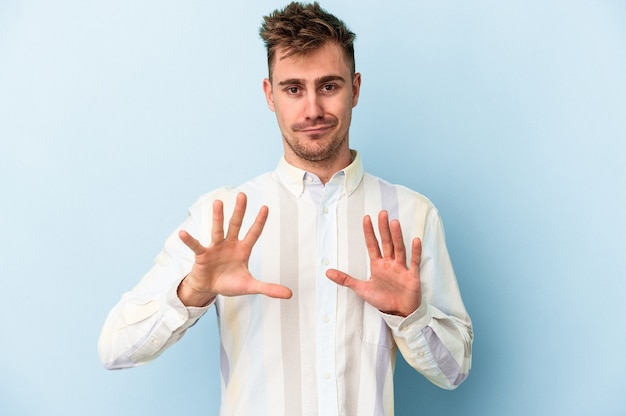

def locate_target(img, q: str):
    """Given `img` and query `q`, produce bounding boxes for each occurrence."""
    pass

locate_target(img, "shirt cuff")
[380,300,432,334]
[165,280,213,327]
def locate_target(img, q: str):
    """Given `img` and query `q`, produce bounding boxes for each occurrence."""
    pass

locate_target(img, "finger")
[363,215,382,260]
[325,269,363,292]
[326,269,370,302]
[410,237,422,274]
[211,199,225,243]
[243,205,269,248]
[179,230,205,255]
[248,281,293,299]
[226,192,247,241]
[378,210,394,258]
[390,219,407,266]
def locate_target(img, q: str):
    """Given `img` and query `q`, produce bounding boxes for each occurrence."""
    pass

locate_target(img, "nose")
[304,93,324,120]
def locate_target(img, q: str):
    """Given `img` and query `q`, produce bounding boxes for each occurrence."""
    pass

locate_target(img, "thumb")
[326,269,357,289]
[249,281,293,300]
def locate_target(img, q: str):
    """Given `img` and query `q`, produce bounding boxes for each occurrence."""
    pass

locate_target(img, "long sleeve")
[382,208,473,389]
[98,195,216,370]
[97,155,473,414]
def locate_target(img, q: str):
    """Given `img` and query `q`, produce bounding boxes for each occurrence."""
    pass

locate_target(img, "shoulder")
[190,171,274,210]
[362,172,438,212]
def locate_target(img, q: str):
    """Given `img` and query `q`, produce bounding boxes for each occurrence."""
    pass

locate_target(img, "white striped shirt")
[99,151,473,415]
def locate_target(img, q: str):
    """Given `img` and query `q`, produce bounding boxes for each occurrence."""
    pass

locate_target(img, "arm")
[98,192,291,370]
[97,202,208,370]
[326,210,472,389]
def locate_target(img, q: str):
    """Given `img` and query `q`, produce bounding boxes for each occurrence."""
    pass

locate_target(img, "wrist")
[177,275,216,307]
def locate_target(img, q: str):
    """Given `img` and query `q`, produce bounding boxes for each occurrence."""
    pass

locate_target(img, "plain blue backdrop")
[1,0,625,415]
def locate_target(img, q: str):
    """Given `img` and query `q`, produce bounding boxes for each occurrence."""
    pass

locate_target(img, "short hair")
[259,2,356,79]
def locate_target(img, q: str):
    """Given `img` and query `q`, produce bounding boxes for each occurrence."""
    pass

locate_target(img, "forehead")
[271,42,351,82]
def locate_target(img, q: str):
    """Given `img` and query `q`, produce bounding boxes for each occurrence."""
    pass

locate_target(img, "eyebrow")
[277,75,347,87]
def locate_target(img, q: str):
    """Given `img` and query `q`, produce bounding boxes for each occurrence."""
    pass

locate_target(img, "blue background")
[1,0,625,414]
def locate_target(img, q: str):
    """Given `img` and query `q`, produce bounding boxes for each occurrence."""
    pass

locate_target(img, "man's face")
[263,42,361,168]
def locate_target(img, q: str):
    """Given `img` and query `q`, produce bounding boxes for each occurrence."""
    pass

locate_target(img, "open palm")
[326,211,422,317]
[178,192,292,306]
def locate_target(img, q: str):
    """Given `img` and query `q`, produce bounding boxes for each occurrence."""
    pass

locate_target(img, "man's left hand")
[326,211,422,317]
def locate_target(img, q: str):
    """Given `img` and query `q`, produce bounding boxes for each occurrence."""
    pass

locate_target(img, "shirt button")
[322,206,329,214]
[323,372,331,380]
[417,351,425,358]
[322,258,329,266]
[323,315,330,323]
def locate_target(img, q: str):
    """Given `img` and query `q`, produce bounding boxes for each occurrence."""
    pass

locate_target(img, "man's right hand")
[177,192,292,307]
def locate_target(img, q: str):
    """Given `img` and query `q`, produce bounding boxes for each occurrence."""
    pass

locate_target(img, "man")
[99,2,473,415]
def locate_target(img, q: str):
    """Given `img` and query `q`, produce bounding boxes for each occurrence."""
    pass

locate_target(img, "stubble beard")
[283,114,351,167]
[283,129,348,166]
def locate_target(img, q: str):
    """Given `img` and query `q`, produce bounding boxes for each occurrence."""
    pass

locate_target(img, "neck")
[285,147,353,184]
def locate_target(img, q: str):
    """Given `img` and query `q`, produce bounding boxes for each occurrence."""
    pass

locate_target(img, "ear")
[263,78,275,112]
[351,72,362,108]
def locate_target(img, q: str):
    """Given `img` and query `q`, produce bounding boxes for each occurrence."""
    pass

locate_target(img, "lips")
[292,116,338,132]
[301,125,333,134]
[293,121,337,137]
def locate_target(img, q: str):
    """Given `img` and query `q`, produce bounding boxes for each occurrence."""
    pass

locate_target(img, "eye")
[321,84,336,93]
[286,86,300,95]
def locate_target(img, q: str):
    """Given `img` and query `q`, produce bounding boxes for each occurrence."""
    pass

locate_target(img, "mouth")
[294,122,336,138]
[300,125,332,134]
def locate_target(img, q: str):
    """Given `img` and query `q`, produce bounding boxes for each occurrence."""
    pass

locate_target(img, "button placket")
[314,174,342,407]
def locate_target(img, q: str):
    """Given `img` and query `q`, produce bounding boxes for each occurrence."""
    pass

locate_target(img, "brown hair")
[259,2,356,79]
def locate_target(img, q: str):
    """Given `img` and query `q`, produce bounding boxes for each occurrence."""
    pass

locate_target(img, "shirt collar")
[275,149,364,198]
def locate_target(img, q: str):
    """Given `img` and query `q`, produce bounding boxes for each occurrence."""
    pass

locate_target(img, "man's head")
[259,3,361,176]
[259,2,356,81]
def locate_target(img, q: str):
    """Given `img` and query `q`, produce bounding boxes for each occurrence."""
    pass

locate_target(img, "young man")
[99,2,473,415]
